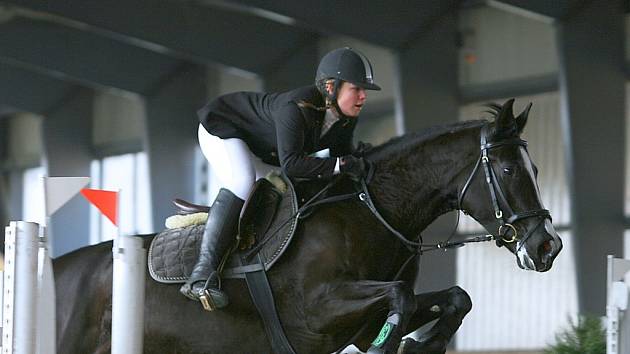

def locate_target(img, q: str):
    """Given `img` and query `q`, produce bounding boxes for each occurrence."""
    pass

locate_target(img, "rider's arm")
[330,123,355,157]
[275,103,338,179]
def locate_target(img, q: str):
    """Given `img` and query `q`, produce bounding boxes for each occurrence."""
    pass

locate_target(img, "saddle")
[148,174,299,283]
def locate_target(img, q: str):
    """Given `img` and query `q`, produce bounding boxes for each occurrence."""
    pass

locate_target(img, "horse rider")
[180,47,382,309]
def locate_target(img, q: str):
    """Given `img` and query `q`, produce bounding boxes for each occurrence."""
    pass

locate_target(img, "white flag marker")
[43,177,90,217]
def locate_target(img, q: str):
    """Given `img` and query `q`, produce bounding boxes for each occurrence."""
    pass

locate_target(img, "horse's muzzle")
[516,219,562,272]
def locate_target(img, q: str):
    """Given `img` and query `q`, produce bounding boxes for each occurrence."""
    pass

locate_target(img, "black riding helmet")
[315,47,381,102]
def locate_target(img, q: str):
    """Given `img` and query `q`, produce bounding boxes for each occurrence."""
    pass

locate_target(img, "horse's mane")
[368,119,488,160]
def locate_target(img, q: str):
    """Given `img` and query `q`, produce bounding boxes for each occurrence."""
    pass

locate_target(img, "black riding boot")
[180,188,244,310]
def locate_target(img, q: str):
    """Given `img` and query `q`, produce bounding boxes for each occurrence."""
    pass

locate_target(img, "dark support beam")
[6,172,23,226]
[0,106,18,117]
[394,14,459,132]
[0,62,75,115]
[6,0,315,74]
[145,65,209,231]
[393,12,460,298]
[459,73,558,104]
[262,41,319,92]
[0,118,9,239]
[490,0,582,20]
[556,0,626,315]
[0,18,181,94]
[43,88,95,257]
[231,0,457,49]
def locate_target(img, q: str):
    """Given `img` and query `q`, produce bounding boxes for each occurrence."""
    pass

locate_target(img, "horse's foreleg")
[398,286,472,354]
[305,280,416,354]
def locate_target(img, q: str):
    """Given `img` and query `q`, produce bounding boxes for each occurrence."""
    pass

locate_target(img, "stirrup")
[199,289,217,311]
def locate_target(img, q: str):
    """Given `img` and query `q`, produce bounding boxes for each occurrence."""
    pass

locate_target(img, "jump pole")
[2,221,39,354]
[110,190,146,354]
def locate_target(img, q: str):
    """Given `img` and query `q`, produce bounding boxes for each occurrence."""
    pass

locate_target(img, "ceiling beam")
[227,0,459,48]
[0,17,182,94]
[3,0,319,74]
[0,61,76,115]
[489,0,585,20]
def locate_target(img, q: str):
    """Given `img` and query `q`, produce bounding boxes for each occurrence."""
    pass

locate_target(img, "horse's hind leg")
[305,280,416,354]
[399,286,472,354]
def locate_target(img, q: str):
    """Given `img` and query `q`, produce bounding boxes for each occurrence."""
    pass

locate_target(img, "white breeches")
[198,124,278,203]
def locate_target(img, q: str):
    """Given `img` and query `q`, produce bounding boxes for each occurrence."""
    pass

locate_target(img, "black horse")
[53,99,562,354]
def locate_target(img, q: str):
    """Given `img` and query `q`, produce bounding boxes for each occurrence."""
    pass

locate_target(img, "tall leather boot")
[180,188,244,310]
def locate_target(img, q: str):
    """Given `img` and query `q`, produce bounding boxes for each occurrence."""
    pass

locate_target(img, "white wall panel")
[459,6,557,85]
[456,231,578,351]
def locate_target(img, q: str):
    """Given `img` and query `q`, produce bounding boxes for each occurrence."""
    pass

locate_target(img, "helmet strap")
[319,79,352,121]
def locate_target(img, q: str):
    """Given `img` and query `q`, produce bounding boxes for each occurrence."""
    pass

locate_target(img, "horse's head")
[458,99,562,272]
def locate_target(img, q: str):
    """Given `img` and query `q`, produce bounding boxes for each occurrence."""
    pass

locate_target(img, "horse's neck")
[368,128,480,236]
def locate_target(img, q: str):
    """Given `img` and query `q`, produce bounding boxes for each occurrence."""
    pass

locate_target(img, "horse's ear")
[515,102,532,134]
[493,98,517,138]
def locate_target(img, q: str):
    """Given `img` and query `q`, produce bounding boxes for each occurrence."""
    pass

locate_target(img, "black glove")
[340,155,369,181]
[352,141,373,157]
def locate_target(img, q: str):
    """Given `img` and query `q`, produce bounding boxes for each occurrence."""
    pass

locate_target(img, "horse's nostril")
[538,240,554,262]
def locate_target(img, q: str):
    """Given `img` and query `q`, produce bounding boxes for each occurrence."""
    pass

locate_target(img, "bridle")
[458,124,551,247]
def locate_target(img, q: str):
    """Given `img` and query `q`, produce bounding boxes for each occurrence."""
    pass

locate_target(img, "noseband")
[458,124,551,247]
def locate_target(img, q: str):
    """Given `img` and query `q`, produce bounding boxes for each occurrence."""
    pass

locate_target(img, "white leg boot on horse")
[179,188,244,310]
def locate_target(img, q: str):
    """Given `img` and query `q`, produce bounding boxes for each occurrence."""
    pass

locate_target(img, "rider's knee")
[447,286,472,315]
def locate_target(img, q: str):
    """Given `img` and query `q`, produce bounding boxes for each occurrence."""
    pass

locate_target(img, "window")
[89,152,152,243]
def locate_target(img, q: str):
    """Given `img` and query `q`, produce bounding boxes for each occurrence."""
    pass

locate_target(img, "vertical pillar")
[394,12,460,293]
[556,0,626,315]
[145,65,208,230]
[43,89,94,257]
[0,117,9,232]
[263,41,319,92]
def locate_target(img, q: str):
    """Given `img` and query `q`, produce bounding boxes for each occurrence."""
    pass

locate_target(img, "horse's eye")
[503,167,514,175]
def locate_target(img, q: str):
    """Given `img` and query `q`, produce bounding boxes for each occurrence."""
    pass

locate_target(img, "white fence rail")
[0,220,147,354]
[607,255,630,354]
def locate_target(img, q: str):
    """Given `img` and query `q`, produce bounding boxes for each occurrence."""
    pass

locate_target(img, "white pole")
[36,225,55,354]
[608,255,619,354]
[4,221,39,354]
[111,235,146,354]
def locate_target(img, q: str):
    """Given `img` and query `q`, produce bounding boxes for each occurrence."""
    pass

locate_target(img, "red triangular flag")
[80,188,118,226]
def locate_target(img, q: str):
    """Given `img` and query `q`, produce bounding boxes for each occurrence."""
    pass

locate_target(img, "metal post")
[111,235,146,354]
[3,221,39,354]
[36,225,55,354]
[608,255,620,354]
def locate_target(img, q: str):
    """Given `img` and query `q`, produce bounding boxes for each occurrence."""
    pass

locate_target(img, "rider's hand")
[340,155,369,181]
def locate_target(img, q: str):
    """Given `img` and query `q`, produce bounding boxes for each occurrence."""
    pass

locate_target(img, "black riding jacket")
[198,85,357,179]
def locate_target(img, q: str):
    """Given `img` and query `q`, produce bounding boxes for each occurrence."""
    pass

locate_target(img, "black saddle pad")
[148,176,299,283]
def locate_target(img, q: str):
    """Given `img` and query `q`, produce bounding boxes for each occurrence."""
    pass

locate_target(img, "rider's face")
[326,81,367,118]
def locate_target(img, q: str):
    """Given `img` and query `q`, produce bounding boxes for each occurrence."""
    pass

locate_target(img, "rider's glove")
[340,155,369,181]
